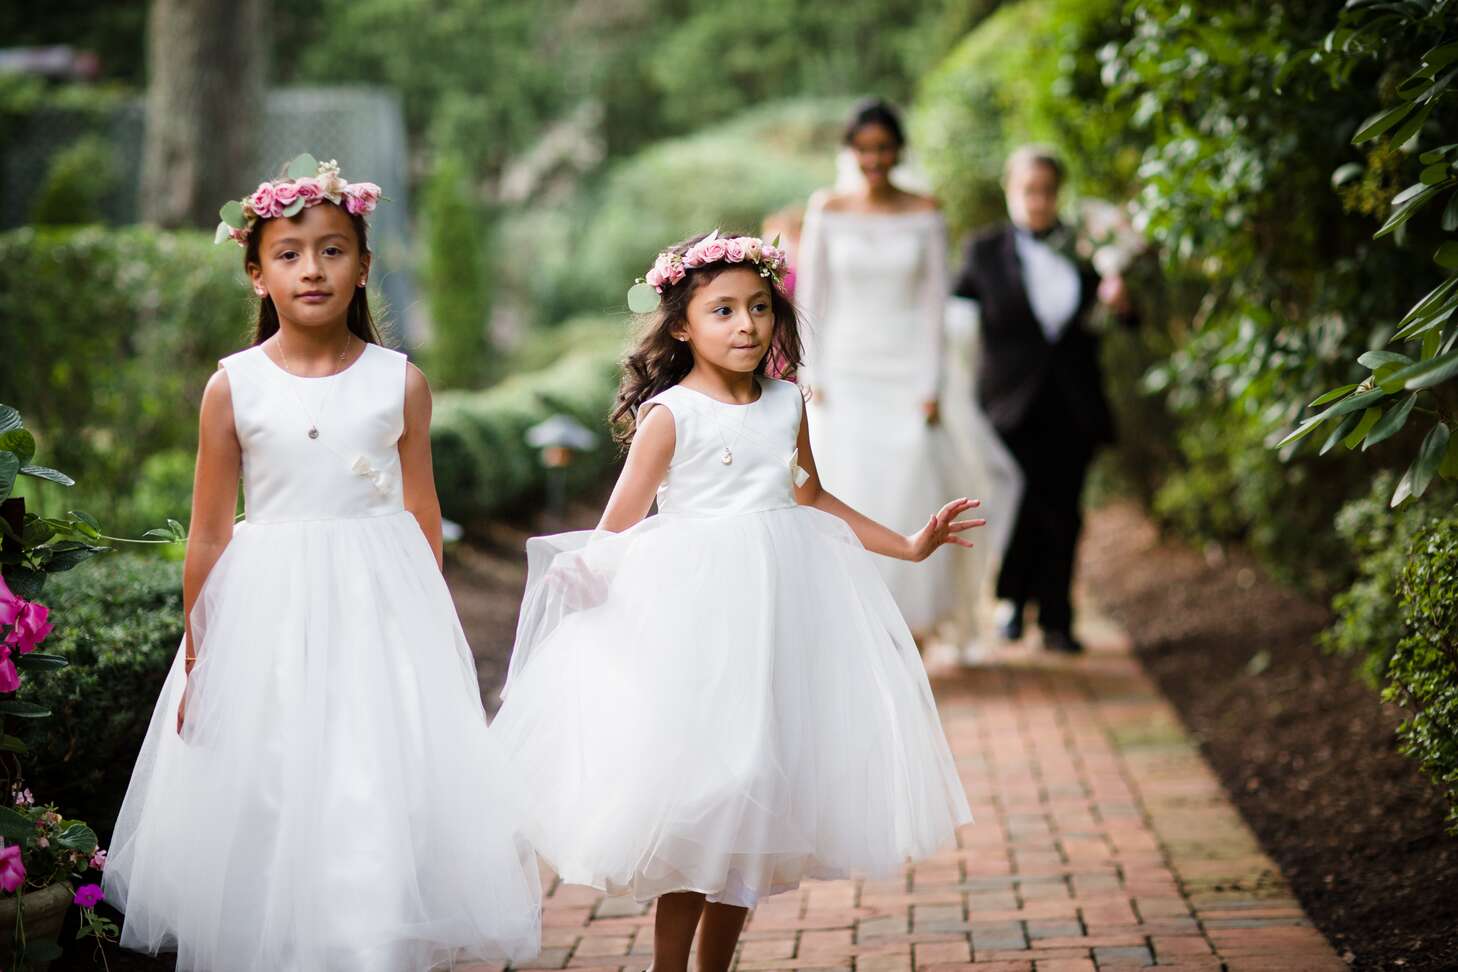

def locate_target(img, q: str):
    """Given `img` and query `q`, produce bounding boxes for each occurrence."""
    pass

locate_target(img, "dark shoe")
[1044,630,1085,655]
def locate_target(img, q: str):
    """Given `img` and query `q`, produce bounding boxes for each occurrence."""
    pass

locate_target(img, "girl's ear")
[247,261,267,298]
[358,250,372,288]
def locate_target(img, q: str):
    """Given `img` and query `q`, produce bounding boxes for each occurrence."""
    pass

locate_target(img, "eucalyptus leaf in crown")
[214,154,384,247]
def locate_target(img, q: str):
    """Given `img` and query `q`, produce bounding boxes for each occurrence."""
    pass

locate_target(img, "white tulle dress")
[492,376,971,908]
[103,343,541,972]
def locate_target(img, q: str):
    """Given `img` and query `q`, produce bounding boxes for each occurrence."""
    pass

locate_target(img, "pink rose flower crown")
[626,229,790,314]
[214,153,384,248]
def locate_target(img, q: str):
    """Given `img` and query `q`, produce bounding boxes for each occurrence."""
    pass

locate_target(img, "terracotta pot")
[0,882,74,971]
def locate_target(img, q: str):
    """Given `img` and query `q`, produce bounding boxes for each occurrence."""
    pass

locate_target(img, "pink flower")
[12,788,32,808]
[73,884,103,908]
[343,182,382,215]
[293,177,323,203]
[0,648,19,694]
[699,239,728,264]
[645,267,664,290]
[0,573,19,627]
[33,837,46,850]
[0,845,24,893]
[272,182,300,209]
[742,238,763,262]
[247,182,281,219]
[229,226,250,245]
[4,600,51,654]
[89,848,107,871]
[724,238,747,263]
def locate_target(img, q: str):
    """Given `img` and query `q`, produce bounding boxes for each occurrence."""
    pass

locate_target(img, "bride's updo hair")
[611,231,804,447]
[843,98,906,148]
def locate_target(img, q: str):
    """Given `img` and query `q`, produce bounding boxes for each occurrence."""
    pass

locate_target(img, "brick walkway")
[468,612,1346,972]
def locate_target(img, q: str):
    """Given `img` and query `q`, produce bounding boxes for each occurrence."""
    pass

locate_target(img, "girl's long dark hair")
[611,232,805,446]
[245,203,382,346]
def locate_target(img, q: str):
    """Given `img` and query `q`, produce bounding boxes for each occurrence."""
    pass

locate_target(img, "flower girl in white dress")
[492,231,982,972]
[103,157,541,972]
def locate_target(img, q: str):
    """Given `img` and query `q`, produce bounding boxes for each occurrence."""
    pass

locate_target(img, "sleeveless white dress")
[796,207,959,633]
[103,343,541,972]
[492,377,971,908]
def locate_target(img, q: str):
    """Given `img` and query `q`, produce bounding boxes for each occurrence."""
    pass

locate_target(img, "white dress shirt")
[1013,227,1082,343]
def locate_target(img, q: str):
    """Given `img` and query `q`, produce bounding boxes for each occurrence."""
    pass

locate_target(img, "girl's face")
[848,123,900,191]
[674,267,775,374]
[248,202,369,329]
[1005,160,1061,233]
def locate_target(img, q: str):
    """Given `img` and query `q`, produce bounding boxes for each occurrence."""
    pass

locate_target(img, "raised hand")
[905,498,984,562]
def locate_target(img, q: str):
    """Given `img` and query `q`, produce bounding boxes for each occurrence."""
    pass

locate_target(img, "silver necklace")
[277,332,353,440]
[711,403,751,465]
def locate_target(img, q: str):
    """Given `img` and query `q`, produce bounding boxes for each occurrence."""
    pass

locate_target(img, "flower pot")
[0,882,73,971]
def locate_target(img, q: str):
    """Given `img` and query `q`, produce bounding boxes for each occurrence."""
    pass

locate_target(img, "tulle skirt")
[493,504,972,907]
[103,511,542,972]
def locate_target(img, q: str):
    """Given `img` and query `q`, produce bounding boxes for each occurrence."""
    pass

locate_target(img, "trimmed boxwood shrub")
[15,555,182,842]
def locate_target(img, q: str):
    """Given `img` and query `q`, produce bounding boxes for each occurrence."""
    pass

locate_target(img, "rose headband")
[626,230,790,313]
[214,153,383,247]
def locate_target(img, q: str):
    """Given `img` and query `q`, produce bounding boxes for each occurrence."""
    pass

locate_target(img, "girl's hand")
[904,498,984,562]
[176,683,188,736]
[922,399,940,425]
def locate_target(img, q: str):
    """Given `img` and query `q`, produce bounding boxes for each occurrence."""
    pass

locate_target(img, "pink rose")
[4,601,51,654]
[229,226,250,245]
[743,238,763,262]
[272,182,299,209]
[724,238,747,262]
[90,848,107,871]
[0,845,24,893]
[700,239,728,264]
[0,648,18,694]
[248,182,280,219]
[344,182,382,215]
[293,177,323,203]
[668,263,685,285]
[645,267,664,289]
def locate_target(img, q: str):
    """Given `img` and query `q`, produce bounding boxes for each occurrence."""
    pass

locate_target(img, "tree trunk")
[139,0,266,228]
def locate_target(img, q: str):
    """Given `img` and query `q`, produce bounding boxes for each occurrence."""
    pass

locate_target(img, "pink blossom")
[247,182,281,219]
[742,238,763,262]
[645,267,664,290]
[33,837,46,850]
[293,177,323,203]
[0,845,24,893]
[229,226,250,245]
[667,263,685,285]
[343,182,382,215]
[89,848,107,871]
[4,599,51,654]
[699,239,728,264]
[0,573,19,626]
[73,884,103,908]
[272,182,300,209]
[0,648,19,694]
[724,238,747,263]
[12,789,32,808]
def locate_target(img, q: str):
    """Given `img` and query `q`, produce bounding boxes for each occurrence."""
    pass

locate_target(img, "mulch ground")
[1078,501,1458,971]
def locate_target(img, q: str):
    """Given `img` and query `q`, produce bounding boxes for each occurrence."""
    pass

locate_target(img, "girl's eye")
[753,302,770,313]
[278,251,298,261]
[323,246,343,256]
[713,306,733,317]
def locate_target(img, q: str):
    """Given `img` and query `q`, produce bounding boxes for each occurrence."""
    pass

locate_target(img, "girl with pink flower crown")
[492,230,983,972]
[102,156,541,972]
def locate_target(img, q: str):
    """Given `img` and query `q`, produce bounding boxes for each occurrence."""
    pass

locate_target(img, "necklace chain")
[711,403,751,466]
[276,331,354,440]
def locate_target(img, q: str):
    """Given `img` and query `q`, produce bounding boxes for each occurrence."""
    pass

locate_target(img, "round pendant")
[720,448,733,465]
[308,427,319,440]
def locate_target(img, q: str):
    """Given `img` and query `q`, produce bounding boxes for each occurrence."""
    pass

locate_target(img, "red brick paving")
[466,611,1345,971]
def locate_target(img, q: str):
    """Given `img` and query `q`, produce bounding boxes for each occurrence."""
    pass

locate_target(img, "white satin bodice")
[640,377,807,517]
[219,342,408,524]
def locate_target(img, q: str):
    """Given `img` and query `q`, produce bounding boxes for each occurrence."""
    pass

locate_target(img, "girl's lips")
[298,292,332,302]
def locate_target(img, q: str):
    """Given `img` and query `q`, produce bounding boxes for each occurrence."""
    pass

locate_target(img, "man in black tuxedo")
[951,146,1135,654]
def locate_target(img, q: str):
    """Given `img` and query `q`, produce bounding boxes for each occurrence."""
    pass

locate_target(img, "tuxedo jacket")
[952,223,1127,448]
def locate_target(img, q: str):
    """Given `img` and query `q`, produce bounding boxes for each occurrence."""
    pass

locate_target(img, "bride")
[796,98,1020,657]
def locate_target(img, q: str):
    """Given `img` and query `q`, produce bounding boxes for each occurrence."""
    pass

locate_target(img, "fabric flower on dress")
[789,449,810,488]
[349,455,393,496]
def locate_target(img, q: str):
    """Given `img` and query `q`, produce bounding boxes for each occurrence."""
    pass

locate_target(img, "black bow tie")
[1029,224,1060,242]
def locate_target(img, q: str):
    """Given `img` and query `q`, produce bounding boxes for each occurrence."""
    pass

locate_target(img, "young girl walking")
[103,157,541,972]
[493,231,981,972]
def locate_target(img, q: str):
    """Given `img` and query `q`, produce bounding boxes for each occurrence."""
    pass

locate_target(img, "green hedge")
[503,97,846,325]
[0,226,248,537]
[430,335,624,527]
[15,555,182,843]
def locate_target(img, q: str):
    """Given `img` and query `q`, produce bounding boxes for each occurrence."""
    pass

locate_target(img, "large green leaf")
[285,153,319,179]
[1353,101,1415,143]
[1277,413,1332,449]
[1328,386,1390,417]
[1394,347,1458,390]
[1308,383,1360,407]
[0,807,32,840]
[0,450,18,505]
[0,428,35,467]
[1441,430,1458,480]
[19,464,74,487]
[1376,182,1442,238]
[14,652,68,672]
[0,700,50,719]
[0,406,19,434]
[1321,412,1363,455]
[219,199,245,229]
[1424,41,1458,72]
[1344,407,1383,449]
[1437,243,1458,269]
[0,565,42,600]
[1411,421,1451,498]
[1388,100,1434,147]
[1359,350,1413,369]
[54,822,98,852]
[1364,393,1418,449]
[1445,191,1458,232]
[0,735,28,755]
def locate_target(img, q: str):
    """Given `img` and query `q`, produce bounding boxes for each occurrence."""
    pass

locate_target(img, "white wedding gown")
[493,377,971,907]
[797,205,1020,636]
[103,343,542,972]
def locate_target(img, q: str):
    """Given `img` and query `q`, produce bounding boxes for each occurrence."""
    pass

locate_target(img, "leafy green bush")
[912,0,1138,237]
[0,226,247,536]
[1390,517,1458,832]
[504,98,845,325]
[431,338,623,527]
[14,555,181,843]
[422,153,494,390]
[29,134,118,226]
